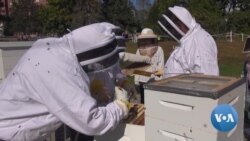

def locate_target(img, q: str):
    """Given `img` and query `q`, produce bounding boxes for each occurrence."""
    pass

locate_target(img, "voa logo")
[214,113,235,123]
[211,104,238,132]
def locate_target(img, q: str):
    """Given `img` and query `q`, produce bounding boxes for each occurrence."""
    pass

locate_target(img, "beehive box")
[94,104,145,141]
[144,74,245,141]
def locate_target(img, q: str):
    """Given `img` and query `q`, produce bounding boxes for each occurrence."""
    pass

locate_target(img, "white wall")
[0,41,34,83]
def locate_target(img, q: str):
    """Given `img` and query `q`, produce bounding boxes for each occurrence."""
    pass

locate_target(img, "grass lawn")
[124,38,245,77]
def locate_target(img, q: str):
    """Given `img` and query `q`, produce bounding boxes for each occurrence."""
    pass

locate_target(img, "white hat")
[65,22,118,66]
[138,28,157,39]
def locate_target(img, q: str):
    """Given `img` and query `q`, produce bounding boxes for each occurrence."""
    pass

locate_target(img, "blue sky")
[130,0,155,10]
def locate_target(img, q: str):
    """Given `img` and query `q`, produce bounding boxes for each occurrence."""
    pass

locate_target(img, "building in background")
[0,0,47,17]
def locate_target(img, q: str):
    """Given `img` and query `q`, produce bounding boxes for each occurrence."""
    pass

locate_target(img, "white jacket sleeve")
[20,64,124,136]
[18,42,124,136]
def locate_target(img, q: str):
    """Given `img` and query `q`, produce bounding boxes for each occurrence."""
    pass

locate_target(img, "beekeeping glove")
[154,68,164,76]
[115,75,138,102]
[114,86,131,118]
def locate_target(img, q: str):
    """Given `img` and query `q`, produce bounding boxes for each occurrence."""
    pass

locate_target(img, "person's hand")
[118,52,125,60]
[114,86,131,118]
[115,86,129,101]
[116,77,137,102]
[154,68,164,76]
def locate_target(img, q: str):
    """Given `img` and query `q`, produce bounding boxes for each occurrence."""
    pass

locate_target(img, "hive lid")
[144,74,245,99]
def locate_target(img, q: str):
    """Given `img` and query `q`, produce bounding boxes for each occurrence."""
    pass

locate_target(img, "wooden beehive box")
[123,104,145,125]
[144,74,244,99]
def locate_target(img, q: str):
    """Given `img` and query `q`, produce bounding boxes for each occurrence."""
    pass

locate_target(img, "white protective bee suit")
[134,28,165,85]
[158,6,219,78]
[0,23,128,141]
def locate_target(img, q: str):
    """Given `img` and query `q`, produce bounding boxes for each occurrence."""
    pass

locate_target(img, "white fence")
[211,31,250,42]
[129,31,250,43]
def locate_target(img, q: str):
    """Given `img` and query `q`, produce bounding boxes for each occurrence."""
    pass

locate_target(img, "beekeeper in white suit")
[134,28,165,103]
[110,24,152,64]
[158,6,219,77]
[0,22,129,141]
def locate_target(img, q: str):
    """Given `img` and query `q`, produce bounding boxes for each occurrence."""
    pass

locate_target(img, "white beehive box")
[94,123,145,141]
[94,104,145,141]
[144,74,245,141]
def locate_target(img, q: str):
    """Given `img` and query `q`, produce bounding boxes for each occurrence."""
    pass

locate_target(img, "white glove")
[115,86,129,101]
[119,52,125,60]
[114,86,129,118]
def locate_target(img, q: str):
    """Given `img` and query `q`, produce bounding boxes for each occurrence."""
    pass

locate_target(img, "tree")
[101,0,139,32]
[215,0,250,33]
[71,0,103,29]
[0,0,4,20]
[237,0,250,11]
[146,0,179,34]
[144,3,160,33]
[227,10,250,33]
[186,0,224,34]
[6,0,41,35]
[0,0,4,35]
[215,0,250,12]
[39,0,74,36]
[146,0,226,34]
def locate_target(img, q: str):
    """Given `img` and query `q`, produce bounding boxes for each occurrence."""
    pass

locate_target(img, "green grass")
[124,39,245,77]
[219,63,243,77]
[217,39,245,77]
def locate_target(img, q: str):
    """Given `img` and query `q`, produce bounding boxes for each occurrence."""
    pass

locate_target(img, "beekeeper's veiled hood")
[63,22,124,105]
[64,22,118,67]
[101,23,126,53]
[158,6,196,42]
